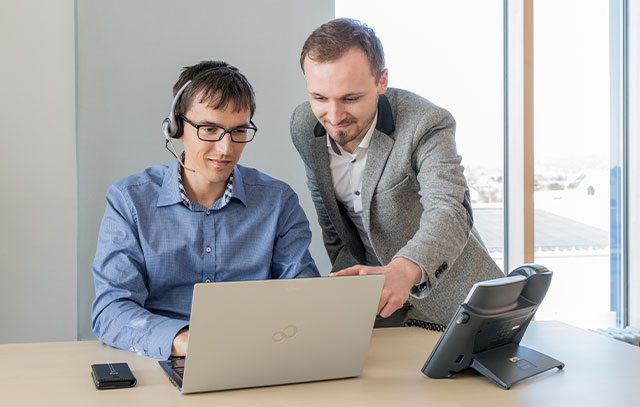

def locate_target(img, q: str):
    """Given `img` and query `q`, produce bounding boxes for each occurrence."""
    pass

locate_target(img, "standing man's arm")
[333,110,472,317]
[91,185,189,359]
[394,112,472,282]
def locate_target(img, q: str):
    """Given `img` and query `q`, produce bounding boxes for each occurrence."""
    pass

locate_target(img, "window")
[338,0,632,329]
[336,0,506,270]
[532,0,623,329]
[626,0,639,328]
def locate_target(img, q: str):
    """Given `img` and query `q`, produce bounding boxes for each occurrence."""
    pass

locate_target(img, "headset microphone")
[163,80,195,172]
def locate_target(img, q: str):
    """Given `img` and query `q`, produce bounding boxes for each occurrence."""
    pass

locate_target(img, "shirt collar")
[156,159,246,208]
[228,165,247,207]
[157,160,184,208]
[177,158,194,210]
[326,111,377,155]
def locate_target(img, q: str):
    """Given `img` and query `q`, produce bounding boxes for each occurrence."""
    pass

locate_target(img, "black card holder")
[91,363,137,390]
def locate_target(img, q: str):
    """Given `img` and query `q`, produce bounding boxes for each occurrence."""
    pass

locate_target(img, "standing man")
[92,61,319,359]
[291,18,502,327]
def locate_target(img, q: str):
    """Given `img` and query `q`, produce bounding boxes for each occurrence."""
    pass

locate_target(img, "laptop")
[159,274,384,393]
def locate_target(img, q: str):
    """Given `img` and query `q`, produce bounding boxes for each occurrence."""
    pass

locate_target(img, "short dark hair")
[300,18,385,81]
[173,60,256,118]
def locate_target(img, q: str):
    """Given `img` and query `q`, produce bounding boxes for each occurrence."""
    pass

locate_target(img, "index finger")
[329,265,364,277]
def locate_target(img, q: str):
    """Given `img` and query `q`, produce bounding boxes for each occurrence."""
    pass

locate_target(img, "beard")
[332,129,358,146]
[324,112,376,148]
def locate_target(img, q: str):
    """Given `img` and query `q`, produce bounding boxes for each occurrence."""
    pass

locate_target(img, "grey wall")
[0,1,77,343]
[76,0,334,340]
[0,0,334,344]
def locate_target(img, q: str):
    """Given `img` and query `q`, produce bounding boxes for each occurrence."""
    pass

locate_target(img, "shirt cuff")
[410,279,429,299]
[147,319,190,359]
[419,267,428,285]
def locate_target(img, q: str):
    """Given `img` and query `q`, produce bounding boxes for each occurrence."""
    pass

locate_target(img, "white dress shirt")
[327,113,379,266]
[327,112,427,285]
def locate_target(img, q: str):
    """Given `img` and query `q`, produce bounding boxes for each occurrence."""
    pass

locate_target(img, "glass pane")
[628,0,639,328]
[336,0,505,270]
[533,0,622,329]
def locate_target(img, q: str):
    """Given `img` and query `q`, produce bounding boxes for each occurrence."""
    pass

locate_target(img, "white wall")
[0,0,78,342]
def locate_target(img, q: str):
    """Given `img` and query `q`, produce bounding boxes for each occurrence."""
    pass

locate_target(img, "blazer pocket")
[374,176,411,197]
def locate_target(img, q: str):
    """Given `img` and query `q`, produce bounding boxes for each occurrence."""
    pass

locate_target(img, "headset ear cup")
[172,115,184,138]
[165,80,191,139]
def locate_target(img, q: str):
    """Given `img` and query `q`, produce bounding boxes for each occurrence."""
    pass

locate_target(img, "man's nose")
[214,132,234,155]
[327,101,345,125]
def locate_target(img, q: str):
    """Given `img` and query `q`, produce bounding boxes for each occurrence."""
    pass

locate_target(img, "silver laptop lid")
[181,274,384,394]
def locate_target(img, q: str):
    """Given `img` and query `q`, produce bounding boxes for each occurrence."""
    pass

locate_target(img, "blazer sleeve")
[393,109,473,290]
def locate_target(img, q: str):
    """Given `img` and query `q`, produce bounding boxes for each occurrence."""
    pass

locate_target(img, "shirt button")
[205,210,210,216]
[206,246,212,253]
[351,158,356,163]
[354,191,361,196]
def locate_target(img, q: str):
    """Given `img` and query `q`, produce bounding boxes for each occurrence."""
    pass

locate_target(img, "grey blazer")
[290,88,503,325]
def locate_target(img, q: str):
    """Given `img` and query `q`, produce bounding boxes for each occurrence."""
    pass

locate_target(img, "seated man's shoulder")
[110,165,169,197]
[236,165,295,196]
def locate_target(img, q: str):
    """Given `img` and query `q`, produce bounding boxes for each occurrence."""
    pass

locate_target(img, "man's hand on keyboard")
[171,327,189,357]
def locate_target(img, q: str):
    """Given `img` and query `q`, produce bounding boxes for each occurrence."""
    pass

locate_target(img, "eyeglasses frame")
[178,114,258,143]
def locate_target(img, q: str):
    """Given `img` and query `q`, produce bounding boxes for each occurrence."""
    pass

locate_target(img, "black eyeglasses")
[178,115,257,143]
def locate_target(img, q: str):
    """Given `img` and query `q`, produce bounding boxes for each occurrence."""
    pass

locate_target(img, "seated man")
[91,61,319,359]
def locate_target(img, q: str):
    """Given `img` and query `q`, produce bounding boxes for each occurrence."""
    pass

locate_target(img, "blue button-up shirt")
[91,160,320,359]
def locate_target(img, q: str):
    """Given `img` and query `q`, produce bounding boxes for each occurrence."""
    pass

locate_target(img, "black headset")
[162,80,196,171]
[162,79,191,140]
[161,64,237,171]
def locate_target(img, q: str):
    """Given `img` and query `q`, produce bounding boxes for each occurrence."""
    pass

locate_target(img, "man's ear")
[377,69,389,94]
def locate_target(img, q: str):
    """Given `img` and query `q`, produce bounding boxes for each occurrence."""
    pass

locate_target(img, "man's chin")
[326,130,349,144]
[200,166,235,183]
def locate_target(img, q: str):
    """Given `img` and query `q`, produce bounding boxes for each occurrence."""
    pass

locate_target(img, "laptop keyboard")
[170,358,186,379]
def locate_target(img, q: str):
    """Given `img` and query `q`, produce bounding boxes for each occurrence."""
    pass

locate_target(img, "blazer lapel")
[361,94,396,231]
[361,131,393,231]
[309,94,396,262]
[309,135,338,213]
[311,122,366,263]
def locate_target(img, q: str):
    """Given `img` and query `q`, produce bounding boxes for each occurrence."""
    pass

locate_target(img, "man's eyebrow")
[309,92,365,98]
[197,119,251,128]
[195,119,222,126]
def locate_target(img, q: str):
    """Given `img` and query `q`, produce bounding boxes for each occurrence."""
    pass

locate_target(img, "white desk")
[2,321,639,406]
